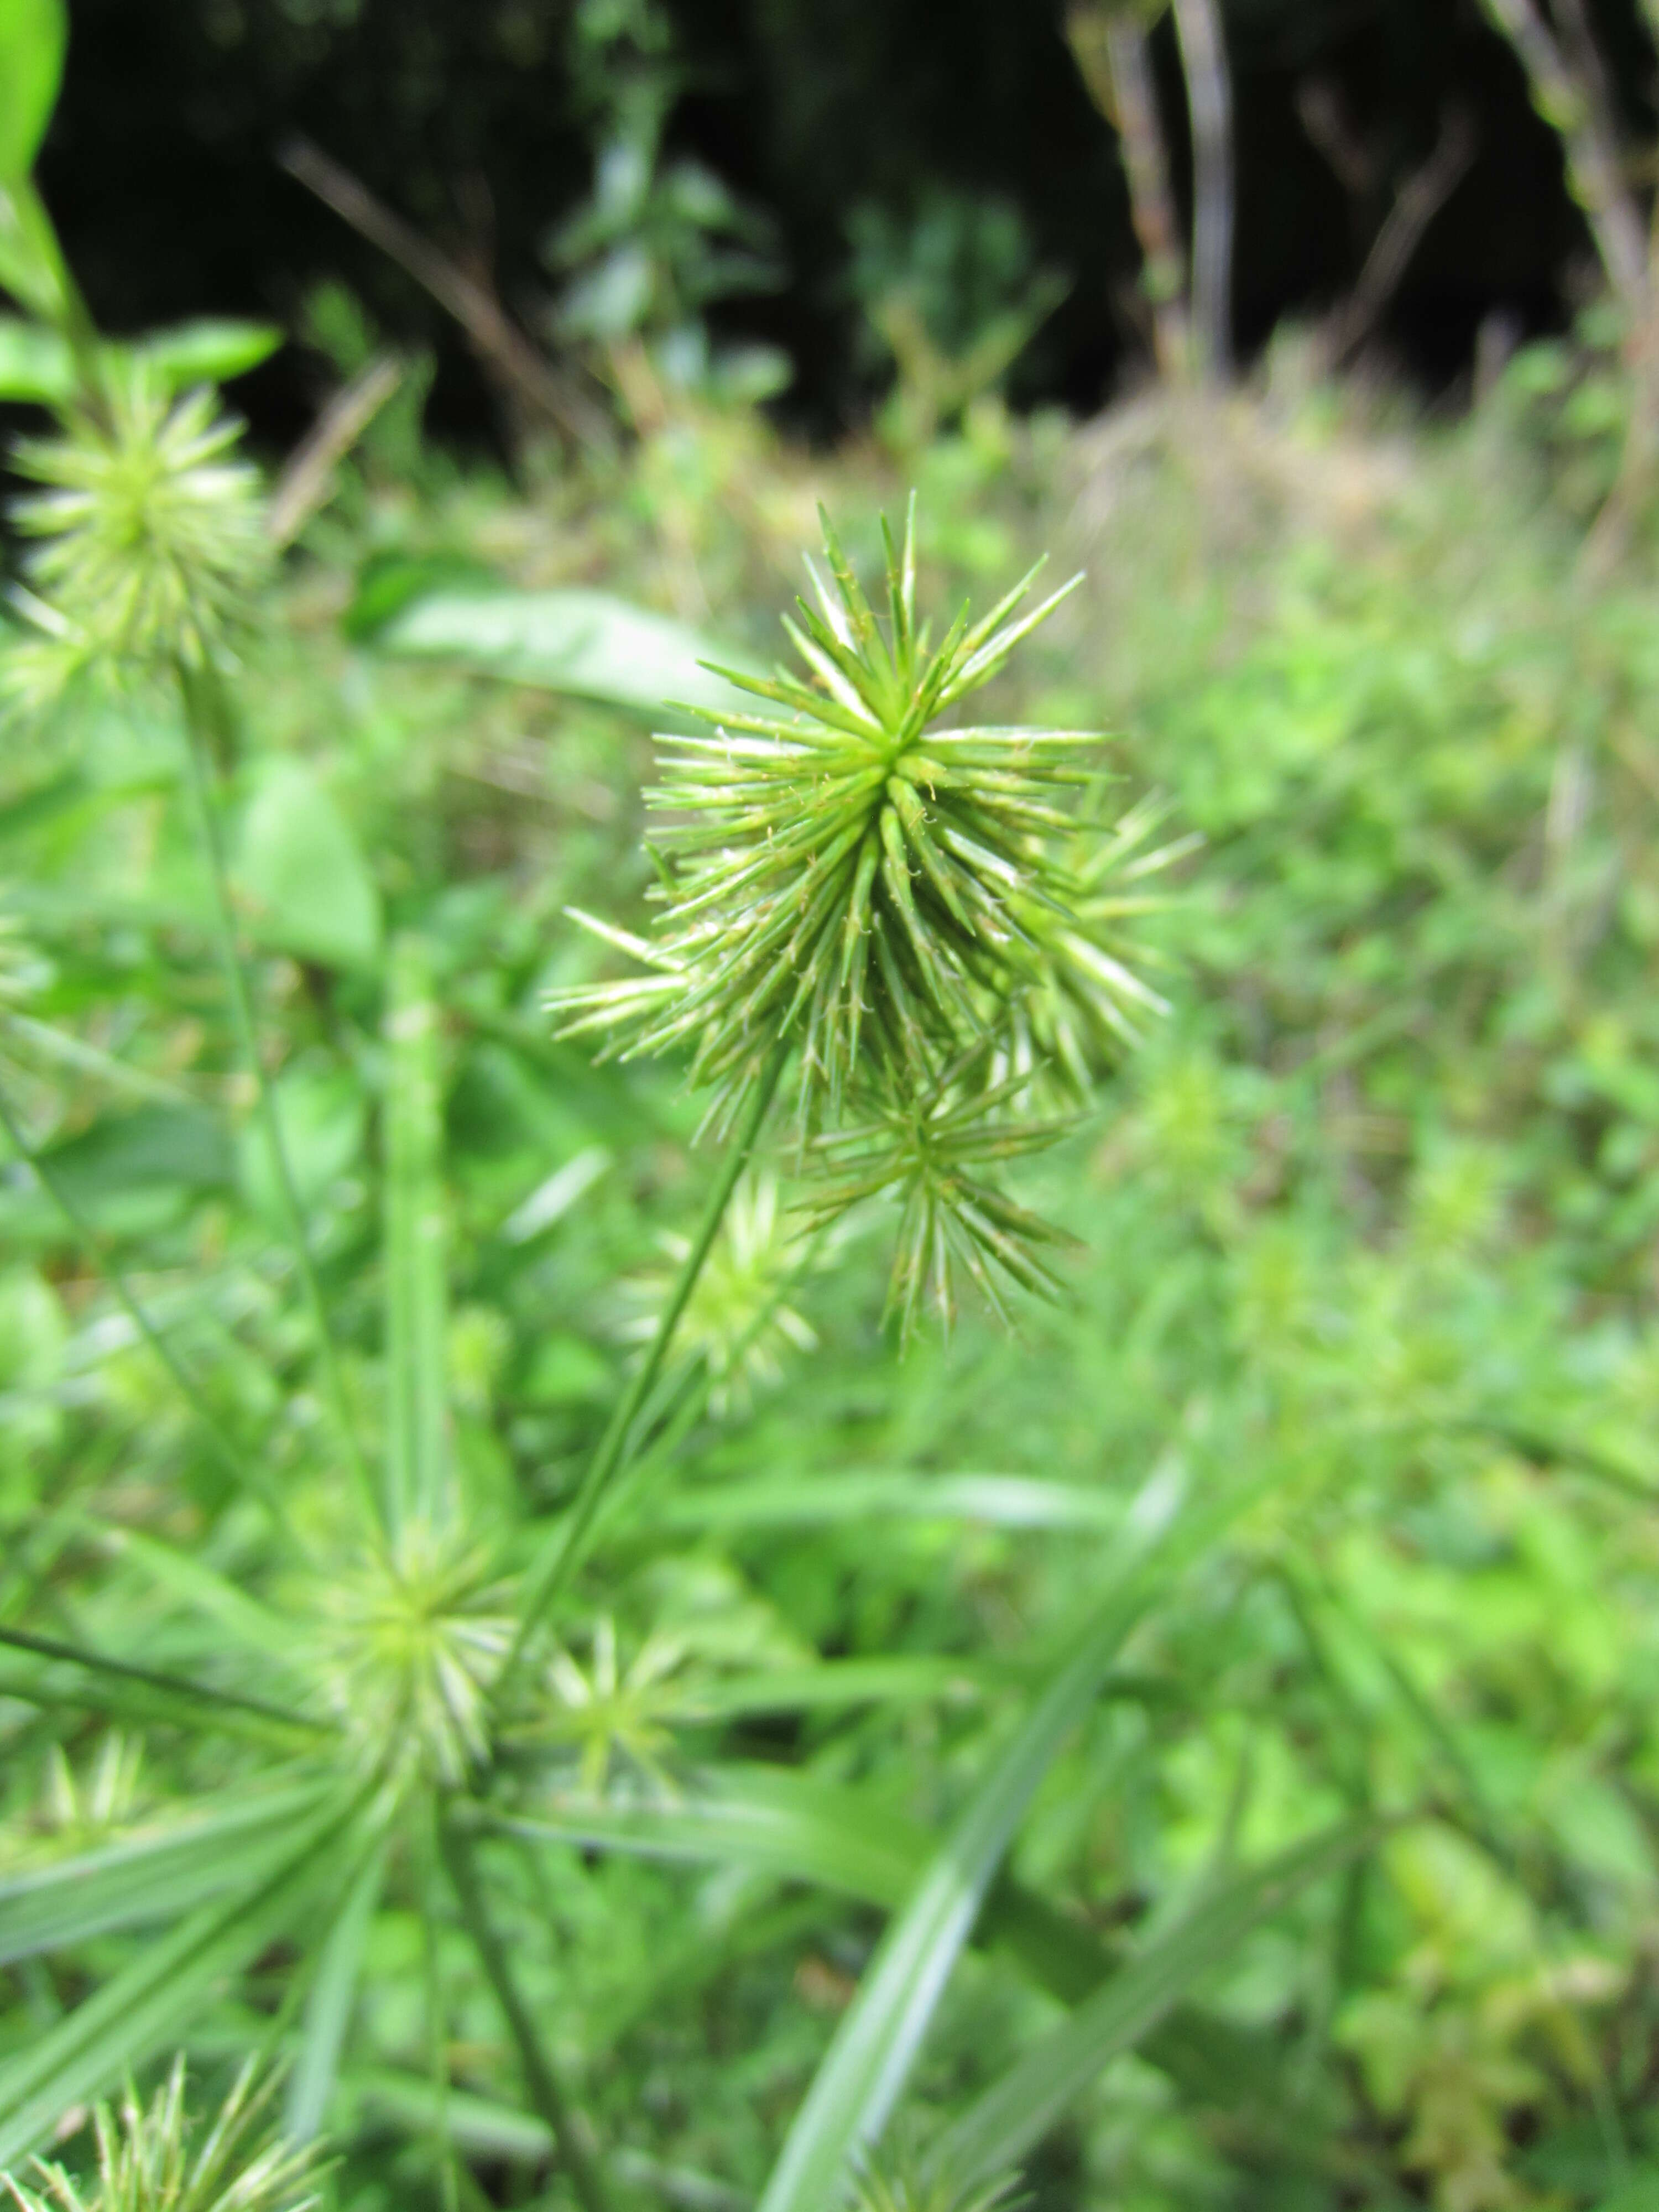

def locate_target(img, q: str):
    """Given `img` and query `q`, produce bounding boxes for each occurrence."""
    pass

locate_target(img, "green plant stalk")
[3,176,107,418]
[581,1243,822,1555]
[174,659,379,1529]
[421,1807,463,2212]
[497,1037,789,1695]
[439,1815,613,2212]
[0,1061,296,1538]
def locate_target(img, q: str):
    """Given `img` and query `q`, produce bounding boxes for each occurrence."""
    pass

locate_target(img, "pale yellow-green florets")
[307,1523,512,1787]
[7,367,265,700]
[1,2062,319,2212]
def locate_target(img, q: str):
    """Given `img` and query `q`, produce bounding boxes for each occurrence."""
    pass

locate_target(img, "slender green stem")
[578,1242,821,1557]
[439,1814,613,2212]
[0,1061,298,1538]
[421,1804,463,2212]
[499,1042,789,1695]
[174,660,379,1527]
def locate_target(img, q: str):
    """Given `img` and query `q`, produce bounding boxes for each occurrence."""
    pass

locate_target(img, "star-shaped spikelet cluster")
[552,499,1182,1331]
[6,366,265,703]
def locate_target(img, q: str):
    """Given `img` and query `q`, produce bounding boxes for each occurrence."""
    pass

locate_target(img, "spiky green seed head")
[306,1522,512,1787]
[552,500,1179,1331]
[851,2147,1025,2212]
[802,1041,1082,1343]
[552,497,1113,1126]
[6,366,265,701]
[533,1615,693,1794]
[2,2061,319,2212]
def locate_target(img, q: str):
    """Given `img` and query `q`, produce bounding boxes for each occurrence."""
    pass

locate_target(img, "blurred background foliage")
[8,2,1659,2211]
[33,0,1643,443]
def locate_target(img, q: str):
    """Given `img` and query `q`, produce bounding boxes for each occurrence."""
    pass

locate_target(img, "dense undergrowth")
[5,171,1659,2212]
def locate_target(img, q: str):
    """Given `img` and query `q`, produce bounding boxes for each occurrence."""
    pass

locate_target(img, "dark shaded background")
[38,0,1655,445]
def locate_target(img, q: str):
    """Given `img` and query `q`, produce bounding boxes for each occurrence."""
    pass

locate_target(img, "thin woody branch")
[1066,2,1190,379]
[281,138,612,452]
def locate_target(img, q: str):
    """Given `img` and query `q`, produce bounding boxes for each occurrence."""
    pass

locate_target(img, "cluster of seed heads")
[554,497,1180,1332]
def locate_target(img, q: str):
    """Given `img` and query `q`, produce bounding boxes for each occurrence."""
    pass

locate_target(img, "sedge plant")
[0,12,1371,2210]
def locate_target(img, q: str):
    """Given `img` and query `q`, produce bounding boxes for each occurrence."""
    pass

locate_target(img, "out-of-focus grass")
[6,346,1659,2212]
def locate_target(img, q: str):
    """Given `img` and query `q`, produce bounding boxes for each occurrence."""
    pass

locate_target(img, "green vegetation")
[6,6,1659,2212]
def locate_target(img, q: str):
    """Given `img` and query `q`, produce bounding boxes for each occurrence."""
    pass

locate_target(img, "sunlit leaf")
[0,0,66,184]
[362,585,763,726]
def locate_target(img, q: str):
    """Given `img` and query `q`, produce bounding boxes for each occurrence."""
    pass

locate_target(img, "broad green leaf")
[341,550,497,641]
[286,1840,387,2141]
[1592,2171,1659,2212]
[235,757,382,972]
[7,1104,231,1225]
[0,1778,336,1963]
[0,175,67,322]
[0,0,66,183]
[661,1473,1124,1535]
[0,1787,366,2166]
[364,586,765,727]
[932,1818,1377,2188]
[756,1463,1225,2212]
[383,935,449,1531]
[0,315,281,405]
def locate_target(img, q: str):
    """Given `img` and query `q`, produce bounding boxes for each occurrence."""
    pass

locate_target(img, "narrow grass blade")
[384,933,450,1532]
[494,1772,1140,2023]
[0,1621,329,1745]
[660,1473,1124,1535]
[755,1462,1232,2212]
[111,1527,300,1657]
[0,1777,336,1964]
[489,1766,927,1908]
[669,1655,1004,1721]
[0,1786,369,2166]
[932,1818,1377,2187]
[349,2070,747,2212]
[286,1837,387,2141]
